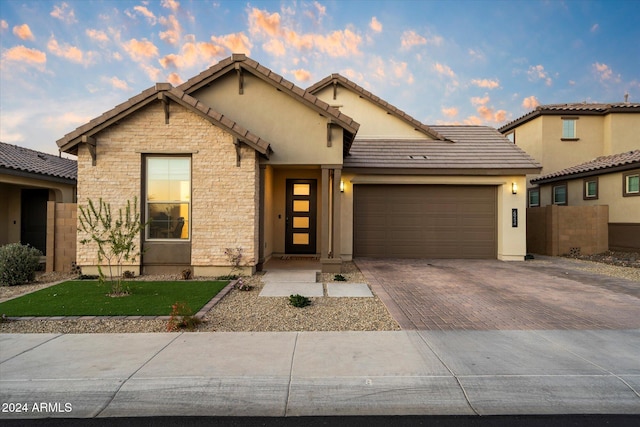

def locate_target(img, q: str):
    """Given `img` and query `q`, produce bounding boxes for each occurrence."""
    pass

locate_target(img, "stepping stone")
[326,283,373,297]
[262,270,318,283]
[259,282,324,297]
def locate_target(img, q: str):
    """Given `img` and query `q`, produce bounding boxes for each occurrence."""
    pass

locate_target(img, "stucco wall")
[340,173,528,261]
[76,100,259,274]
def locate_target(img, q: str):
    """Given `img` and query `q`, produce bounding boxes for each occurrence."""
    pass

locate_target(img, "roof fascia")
[532,162,640,184]
[0,166,76,185]
[343,166,542,176]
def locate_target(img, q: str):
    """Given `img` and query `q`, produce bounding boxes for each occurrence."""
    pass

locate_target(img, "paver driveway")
[355,257,640,330]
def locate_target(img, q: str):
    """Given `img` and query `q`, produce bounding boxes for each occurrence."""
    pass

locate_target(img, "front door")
[21,189,48,255]
[285,179,317,254]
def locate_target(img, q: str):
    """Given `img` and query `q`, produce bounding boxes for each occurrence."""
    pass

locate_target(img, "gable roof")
[499,102,640,133]
[344,126,541,175]
[179,54,360,137]
[307,73,447,141]
[0,141,77,184]
[56,83,271,157]
[531,150,640,184]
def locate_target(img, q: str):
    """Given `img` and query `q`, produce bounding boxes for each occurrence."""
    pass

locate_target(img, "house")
[530,150,640,251]
[0,142,77,270]
[499,102,640,251]
[56,54,540,275]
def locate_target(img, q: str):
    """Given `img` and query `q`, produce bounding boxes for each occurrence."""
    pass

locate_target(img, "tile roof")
[499,102,640,133]
[57,83,271,157]
[179,54,360,135]
[531,150,640,184]
[307,73,446,141]
[344,126,541,173]
[0,141,77,182]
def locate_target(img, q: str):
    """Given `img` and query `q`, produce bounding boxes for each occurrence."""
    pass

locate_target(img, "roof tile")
[532,150,640,183]
[1,142,76,181]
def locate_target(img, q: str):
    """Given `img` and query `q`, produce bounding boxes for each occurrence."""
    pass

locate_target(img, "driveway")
[355,257,640,330]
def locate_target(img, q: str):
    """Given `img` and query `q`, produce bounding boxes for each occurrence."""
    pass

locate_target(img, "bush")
[0,243,43,286]
[289,294,311,308]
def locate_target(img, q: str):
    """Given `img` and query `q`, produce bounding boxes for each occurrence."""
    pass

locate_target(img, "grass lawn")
[0,280,229,317]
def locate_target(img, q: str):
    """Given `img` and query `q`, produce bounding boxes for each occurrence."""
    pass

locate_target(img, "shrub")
[289,294,311,308]
[334,274,347,281]
[0,243,43,286]
[234,278,253,291]
[166,301,202,332]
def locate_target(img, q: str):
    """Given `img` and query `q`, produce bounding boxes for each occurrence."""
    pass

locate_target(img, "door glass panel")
[293,184,310,196]
[293,200,310,212]
[293,217,310,228]
[293,233,309,245]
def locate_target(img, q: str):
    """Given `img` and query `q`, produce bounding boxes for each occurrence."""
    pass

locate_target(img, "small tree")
[78,197,145,295]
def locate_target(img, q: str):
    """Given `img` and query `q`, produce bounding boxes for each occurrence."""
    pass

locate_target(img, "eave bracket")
[81,135,97,166]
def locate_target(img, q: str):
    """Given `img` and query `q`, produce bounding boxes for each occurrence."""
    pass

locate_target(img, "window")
[552,184,567,205]
[561,117,578,139]
[623,171,640,197]
[528,188,540,207]
[145,156,191,239]
[583,178,598,200]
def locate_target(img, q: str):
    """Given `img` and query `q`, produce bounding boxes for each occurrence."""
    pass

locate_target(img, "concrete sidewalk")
[1,330,639,419]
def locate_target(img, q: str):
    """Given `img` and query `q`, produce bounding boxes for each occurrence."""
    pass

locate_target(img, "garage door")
[354,185,497,258]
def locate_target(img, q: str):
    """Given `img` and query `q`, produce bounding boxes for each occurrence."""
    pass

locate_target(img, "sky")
[1,0,639,157]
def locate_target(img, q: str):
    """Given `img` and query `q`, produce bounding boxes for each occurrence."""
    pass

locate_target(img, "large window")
[624,171,640,197]
[561,118,578,139]
[146,156,191,239]
[552,183,567,205]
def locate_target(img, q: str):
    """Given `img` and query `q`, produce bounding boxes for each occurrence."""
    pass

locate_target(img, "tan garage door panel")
[354,185,497,258]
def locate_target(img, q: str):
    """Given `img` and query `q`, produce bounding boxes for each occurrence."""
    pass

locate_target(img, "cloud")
[50,2,77,24]
[210,33,252,55]
[86,28,109,44]
[159,15,182,45]
[471,78,500,89]
[248,7,361,57]
[140,63,161,81]
[13,24,34,41]
[105,76,130,91]
[522,95,540,109]
[123,38,159,61]
[132,5,157,25]
[390,60,414,84]
[370,17,382,33]
[470,95,507,123]
[593,62,619,82]
[291,69,311,82]
[468,48,485,61]
[162,0,181,13]
[2,45,47,65]
[47,36,88,65]
[400,30,426,49]
[433,62,456,78]
[442,107,458,118]
[590,23,599,33]
[167,72,182,85]
[304,1,327,24]
[263,38,286,56]
[1,20,8,31]
[527,64,552,86]
[159,39,225,69]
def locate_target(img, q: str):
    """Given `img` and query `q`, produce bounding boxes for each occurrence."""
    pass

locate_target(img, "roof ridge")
[308,73,447,141]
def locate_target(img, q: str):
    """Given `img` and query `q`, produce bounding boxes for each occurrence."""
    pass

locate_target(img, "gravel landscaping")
[1,255,638,334]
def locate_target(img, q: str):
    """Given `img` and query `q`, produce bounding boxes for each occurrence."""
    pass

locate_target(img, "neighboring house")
[0,142,77,261]
[499,102,640,251]
[530,150,640,251]
[56,54,540,275]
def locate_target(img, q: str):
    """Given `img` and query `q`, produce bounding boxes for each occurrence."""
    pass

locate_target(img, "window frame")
[583,177,599,200]
[552,183,568,205]
[623,170,640,197]
[561,117,579,140]
[528,188,540,207]
[144,155,192,241]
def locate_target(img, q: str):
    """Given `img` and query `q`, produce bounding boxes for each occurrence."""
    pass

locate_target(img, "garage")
[354,184,497,258]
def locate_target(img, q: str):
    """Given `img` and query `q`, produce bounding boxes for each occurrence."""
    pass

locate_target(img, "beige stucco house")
[0,142,77,270]
[499,102,640,251]
[56,54,540,275]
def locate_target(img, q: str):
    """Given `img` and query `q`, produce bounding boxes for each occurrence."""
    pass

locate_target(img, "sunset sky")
[1,0,638,156]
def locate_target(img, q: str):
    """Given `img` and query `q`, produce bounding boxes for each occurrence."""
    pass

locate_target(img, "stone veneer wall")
[76,101,259,272]
[526,205,609,256]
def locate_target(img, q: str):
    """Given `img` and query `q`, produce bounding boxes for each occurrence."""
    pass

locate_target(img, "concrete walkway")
[1,330,639,419]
